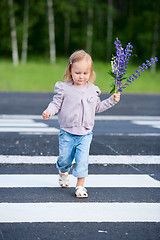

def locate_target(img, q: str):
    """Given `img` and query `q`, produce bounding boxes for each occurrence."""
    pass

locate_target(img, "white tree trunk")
[8,0,19,66]
[151,15,159,73]
[86,7,93,54]
[21,0,29,64]
[98,5,104,41]
[64,10,70,56]
[106,0,113,61]
[47,0,56,64]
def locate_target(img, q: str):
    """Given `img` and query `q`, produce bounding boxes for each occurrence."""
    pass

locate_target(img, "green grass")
[0,58,160,93]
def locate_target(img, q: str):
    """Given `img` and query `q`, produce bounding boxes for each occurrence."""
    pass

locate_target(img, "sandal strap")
[75,186,88,197]
[75,186,87,192]
[59,170,69,187]
[59,170,68,176]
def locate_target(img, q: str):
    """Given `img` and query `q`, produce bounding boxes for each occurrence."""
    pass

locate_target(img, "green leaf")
[110,85,115,94]
[107,70,116,79]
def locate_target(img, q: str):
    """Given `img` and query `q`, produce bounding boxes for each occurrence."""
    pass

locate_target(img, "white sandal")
[59,170,69,188]
[75,186,88,198]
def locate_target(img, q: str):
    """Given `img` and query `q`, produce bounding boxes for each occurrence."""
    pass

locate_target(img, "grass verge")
[0,58,160,93]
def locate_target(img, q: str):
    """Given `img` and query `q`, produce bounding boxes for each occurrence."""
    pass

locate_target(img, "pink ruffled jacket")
[46,81,115,131]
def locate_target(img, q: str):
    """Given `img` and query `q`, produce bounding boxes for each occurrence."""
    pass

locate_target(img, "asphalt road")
[0,92,160,240]
[0,92,160,116]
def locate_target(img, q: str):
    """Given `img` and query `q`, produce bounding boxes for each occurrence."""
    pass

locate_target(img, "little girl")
[42,50,120,198]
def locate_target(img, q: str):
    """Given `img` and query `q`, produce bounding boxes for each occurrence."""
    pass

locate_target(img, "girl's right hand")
[42,110,50,120]
[112,93,120,103]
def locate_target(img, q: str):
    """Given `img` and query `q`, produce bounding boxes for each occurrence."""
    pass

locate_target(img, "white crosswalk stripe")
[1,174,160,188]
[0,114,160,224]
[0,155,159,164]
[1,202,160,223]
[0,155,160,223]
[132,120,160,129]
[0,115,160,135]
[0,117,59,134]
[1,114,160,121]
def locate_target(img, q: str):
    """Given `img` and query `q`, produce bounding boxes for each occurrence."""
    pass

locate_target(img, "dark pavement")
[0,92,160,240]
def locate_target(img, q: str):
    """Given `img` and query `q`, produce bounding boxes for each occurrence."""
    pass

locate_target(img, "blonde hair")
[63,50,96,83]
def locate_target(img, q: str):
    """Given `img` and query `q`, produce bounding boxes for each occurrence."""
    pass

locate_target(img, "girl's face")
[71,59,91,87]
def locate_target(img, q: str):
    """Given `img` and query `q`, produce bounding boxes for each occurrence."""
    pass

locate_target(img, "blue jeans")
[56,130,93,178]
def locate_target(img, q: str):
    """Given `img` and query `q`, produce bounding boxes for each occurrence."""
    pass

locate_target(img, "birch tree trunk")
[86,6,93,54]
[98,5,104,42]
[21,0,29,64]
[64,10,70,56]
[151,14,159,73]
[47,0,56,64]
[106,0,113,61]
[8,0,19,66]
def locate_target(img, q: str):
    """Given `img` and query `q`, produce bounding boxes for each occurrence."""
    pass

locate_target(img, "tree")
[64,7,71,56]
[8,0,19,65]
[106,0,113,61]
[47,0,56,63]
[151,11,159,73]
[21,0,29,64]
[0,0,159,64]
[86,2,93,54]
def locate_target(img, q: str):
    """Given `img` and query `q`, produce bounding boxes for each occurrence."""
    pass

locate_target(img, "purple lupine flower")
[132,73,138,79]
[121,57,158,90]
[139,66,144,72]
[108,38,158,93]
[109,38,133,93]
[135,70,141,76]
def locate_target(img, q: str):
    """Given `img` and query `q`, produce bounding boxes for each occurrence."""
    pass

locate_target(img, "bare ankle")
[76,177,85,187]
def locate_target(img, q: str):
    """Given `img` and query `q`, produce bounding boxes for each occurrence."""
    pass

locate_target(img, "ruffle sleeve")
[46,81,64,116]
[95,85,115,113]
[94,85,101,96]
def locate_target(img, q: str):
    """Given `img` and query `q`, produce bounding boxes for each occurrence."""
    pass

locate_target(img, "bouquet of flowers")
[108,38,158,94]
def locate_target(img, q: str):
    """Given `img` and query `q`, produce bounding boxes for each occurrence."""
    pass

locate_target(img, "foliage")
[0,0,159,63]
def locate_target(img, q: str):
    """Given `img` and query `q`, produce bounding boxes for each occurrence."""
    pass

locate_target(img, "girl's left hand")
[112,93,120,103]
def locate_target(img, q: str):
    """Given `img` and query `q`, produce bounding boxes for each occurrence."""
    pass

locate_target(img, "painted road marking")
[0,174,160,188]
[1,115,160,121]
[132,120,160,129]
[0,155,159,164]
[0,119,35,123]
[0,202,160,222]
[0,117,59,133]
[0,127,59,133]
[0,115,159,134]
[109,133,160,136]
[0,123,46,127]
